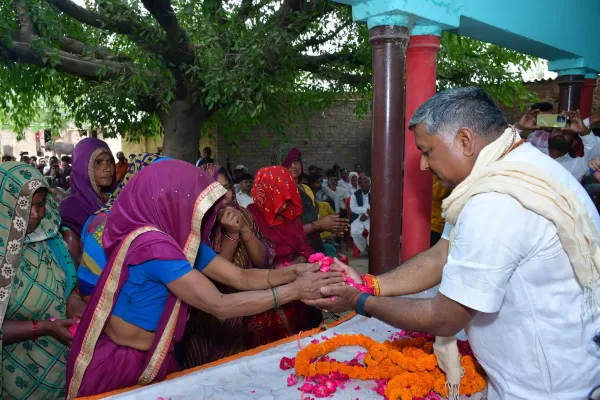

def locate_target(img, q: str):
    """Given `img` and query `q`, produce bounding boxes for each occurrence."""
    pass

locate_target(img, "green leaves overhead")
[0,0,536,143]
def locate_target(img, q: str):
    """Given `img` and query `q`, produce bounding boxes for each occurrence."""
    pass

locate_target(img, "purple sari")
[60,137,117,237]
[66,160,226,398]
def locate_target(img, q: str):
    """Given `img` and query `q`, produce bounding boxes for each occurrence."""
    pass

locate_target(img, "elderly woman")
[346,171,360,197]
[60,138,116,265]
[0,162,81,399]
[177,164,275,368]
[66,160,341,398]
[77,153,169,299]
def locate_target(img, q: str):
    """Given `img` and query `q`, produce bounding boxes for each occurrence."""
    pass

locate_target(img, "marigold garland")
[294,334,486,400]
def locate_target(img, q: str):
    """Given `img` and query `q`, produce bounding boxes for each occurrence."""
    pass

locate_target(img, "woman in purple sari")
[60,137,116,264]
[66,160,343,398]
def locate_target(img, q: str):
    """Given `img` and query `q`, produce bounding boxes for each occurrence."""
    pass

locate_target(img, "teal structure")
[333,0,600,77]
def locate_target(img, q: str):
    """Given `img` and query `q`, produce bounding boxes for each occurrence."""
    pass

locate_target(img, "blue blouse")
[78,214,217,331]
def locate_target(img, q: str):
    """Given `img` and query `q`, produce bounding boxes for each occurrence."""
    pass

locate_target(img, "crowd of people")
[0,135,373,399]
[0,87,599,400]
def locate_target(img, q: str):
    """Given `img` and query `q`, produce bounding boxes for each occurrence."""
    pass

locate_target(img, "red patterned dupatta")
[66,160,226,398]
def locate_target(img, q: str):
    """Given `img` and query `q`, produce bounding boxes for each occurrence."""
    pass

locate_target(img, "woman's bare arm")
[168,264,344,319]
[61,230,81,267]
[202,255,309,290]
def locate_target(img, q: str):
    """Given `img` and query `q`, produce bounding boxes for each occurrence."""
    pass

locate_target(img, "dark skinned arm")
[61,230,81,267]
[305,285,475,337]
[361,292,476,337]
[240,225,267,267]
[377,238,449,296]
[217,231,241,263]
[202,255,309,290]
[168,264,344,320]
[2,319,75,346]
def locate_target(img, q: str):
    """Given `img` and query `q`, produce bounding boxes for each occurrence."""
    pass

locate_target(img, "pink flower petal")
[299,383,314,393]
[287,374,299,386]
[354,385,361,390]
[311,339,319,344]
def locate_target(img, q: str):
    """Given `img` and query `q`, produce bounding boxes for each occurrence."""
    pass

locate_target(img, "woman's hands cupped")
[292,263,344,300]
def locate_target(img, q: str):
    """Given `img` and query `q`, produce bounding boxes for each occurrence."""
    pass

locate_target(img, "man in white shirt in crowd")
[326,173,350,216]
[306,87,600,399]
[515,107,600,181]
[349,175,371,254]
[337,168,351,191]
[235,172,254,208]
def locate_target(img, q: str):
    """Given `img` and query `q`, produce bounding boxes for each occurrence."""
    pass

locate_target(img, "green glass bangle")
[271,287,280,309]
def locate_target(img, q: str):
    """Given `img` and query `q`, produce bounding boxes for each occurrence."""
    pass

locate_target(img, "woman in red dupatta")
[178,163,275,368]
[246,166,322,346]
[66,161,342,398]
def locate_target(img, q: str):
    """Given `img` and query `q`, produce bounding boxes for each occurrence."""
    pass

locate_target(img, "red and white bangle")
[224,232,240,242]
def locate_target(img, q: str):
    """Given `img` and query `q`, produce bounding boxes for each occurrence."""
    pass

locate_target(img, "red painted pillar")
[400,35,440,261]
[580,77,598,119]
[368,25,409,275]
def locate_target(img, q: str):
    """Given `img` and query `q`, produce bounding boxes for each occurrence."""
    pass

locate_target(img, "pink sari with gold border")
[66,160,226,399]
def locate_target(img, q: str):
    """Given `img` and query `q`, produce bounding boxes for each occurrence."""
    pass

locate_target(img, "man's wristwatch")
[356,293,372,317]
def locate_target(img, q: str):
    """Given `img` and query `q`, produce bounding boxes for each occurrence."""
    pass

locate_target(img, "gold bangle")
[267,269,274,288]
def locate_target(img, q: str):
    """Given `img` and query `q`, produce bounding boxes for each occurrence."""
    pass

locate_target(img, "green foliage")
[437,32,538,108]
[0,0,536,145]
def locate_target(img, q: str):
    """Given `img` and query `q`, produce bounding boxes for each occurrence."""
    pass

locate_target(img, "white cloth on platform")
[350,191,370,252]
[100,314,484,400]
[439,143,600,400]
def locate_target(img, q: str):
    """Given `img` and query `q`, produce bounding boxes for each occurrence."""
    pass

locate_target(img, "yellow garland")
[294,334,486,400]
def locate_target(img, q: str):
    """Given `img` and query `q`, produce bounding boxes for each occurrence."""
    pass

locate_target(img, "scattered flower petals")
[354,385,361,390]
[279,357,295,370]
[299,383,314,393]
[311,339,319,344]
[287,374,299,387]
[312,384,331,398]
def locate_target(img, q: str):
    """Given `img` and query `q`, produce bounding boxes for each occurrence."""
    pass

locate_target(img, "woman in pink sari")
[66,160,342,398]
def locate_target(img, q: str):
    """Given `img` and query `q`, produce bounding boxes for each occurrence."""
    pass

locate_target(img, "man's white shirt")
[439,143,600,399]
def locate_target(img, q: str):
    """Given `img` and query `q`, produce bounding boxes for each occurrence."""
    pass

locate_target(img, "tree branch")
[298,19,352,51]
[45,0,164,55]
[297,51,363,68]
[140,0,195,65]
[14,0,37,42]
[0,39,130,81]
[58,37,130,62]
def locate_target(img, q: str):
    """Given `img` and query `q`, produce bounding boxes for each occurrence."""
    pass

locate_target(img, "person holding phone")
[515,108,600,182]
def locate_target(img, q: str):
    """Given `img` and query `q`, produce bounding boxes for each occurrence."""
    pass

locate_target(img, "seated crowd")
[1,97,599,399]
[0,138,371,398]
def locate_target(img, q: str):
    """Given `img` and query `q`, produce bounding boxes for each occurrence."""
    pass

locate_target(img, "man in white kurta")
[305,87,600,400]
[438,141,600,398]
[350,176,371,253]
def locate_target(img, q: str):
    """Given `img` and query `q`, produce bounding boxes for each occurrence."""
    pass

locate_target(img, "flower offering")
[283,330,486,400]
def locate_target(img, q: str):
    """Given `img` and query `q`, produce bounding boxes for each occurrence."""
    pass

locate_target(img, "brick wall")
[216,78,600,175]
[216,100,373,175]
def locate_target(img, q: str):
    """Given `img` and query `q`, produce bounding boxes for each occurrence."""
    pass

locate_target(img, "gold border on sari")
[67,226,159,399]
[138,181,226,384]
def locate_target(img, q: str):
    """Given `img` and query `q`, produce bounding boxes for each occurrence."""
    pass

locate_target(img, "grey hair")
[408,87,508,141]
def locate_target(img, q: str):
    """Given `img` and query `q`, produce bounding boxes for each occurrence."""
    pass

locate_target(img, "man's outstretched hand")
[302,285,361,313]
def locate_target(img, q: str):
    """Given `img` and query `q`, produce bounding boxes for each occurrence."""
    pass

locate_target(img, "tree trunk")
[158,99,210,163]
